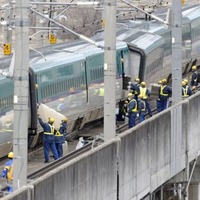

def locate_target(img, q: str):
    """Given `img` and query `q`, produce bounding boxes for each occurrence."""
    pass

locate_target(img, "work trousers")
[44,141,58,161]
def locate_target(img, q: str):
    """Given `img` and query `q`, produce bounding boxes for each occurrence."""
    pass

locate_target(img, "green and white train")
[0,4,200,157]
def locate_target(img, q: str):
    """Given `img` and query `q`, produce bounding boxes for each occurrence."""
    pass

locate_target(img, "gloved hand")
[192,86,196,91]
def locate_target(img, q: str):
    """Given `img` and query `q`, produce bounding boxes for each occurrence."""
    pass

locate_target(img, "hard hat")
[158,80,162,84]
[127,93,133,98]
[192,65,197,71]
[182,80,186,86]
[49,117,54,123]
[184,79,188,85]
[62,117,68,123]
[134,77,140,82]
[162,79,167,84]
[8,152,14,159]
[141,81,146,87]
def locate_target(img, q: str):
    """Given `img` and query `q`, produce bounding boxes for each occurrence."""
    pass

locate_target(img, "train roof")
[118,29,163,54]
[182,5,200,20]
[30,52,85,72]
[31,40,128,72]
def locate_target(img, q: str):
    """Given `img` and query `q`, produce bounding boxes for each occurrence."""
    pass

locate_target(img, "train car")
[0,40,129,149]
[0,4,200,156]
[120,5,200,84]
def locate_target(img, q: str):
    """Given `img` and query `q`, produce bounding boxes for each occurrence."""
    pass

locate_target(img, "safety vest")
[160,85,168,96]
[5,163,13,181]
[140,87,147,99]
[128,99,137,112]
[44,124,54,135]
[99,88,104,96]
[182,86,189,98]
[54,128,64,137]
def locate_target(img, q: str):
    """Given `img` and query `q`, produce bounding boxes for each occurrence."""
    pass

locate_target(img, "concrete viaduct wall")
[2,92,200,200]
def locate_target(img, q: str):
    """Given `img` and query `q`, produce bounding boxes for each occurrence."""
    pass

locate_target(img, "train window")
[47,85,50,97]
[66,79,69,90]
[58,81,65,92]
[70,78,73,88]
[68,79,71,89]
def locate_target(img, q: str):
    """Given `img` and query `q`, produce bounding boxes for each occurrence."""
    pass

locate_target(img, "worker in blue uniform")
[182,80,192,99]
[1,152,14,193]
[156,79,163,112]
[130,77,140,102]
[138,94,146,123]
[190,65,198,89]
[126,93,138,128]
[158,79,172,112]
[38,117,58,163]
[55,117,68,158]
[139,81,152,117]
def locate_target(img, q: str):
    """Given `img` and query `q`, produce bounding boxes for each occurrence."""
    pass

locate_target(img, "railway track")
[27,142,94,181]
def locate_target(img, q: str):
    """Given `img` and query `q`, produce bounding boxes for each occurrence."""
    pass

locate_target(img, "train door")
[28,68,37,136]
[124,45,145,83]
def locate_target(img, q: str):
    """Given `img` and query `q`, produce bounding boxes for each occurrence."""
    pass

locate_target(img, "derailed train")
[0,4,200,157]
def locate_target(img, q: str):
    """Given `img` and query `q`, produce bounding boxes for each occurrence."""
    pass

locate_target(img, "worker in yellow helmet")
[38,116,58,163]
[1,152,14,192]
[158,79,172,112]
[139,81,152,117]
[182,80,192,99]
[126,92,138,128]
[190,65,198,87]
[55,117,68,158]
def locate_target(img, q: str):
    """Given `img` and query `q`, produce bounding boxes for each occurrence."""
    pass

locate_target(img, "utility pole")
[171,0,182,103]
[171,1,183,198]
[13,0,29,191]
[103,0,116,140]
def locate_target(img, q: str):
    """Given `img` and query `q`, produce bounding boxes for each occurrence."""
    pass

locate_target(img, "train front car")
[30,40,129,145]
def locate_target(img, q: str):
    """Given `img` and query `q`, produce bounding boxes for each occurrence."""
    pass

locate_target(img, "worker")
[137,94,146,123]
[55,117,68,158]
[116,101,126,127]
[130,77,140,101]
[158,79,172,112]
[182,80,192,99]
[1,152,14,193]
[156,79,163,112]
[38,116,58,163]
[126,93,138,128]
[190,65,198,89]
[139,81,152,117]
